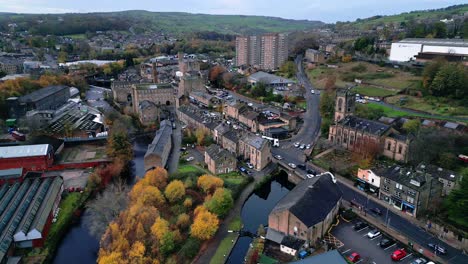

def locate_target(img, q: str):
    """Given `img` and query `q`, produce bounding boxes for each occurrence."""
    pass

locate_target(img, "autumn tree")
[197,174,224,193]
[164,180,186,203]
[107,131,133,162]
[209,65,226,83]
[183,197,193,208]
[138,185,166,207]
[143,168,168,189]
[205,188,233,217]
[176,213,191,229]
[190,206,219,240]
[129,241,145,261]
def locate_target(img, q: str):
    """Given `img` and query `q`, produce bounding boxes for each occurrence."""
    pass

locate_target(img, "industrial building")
[144,120,173,171]
[0,144,54,172]
[0,172,63,262]
[389,38,468,62]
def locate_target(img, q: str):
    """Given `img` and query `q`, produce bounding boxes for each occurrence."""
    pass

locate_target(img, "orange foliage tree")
[190,206,219,240]
[164,180,185,203]
[197,174,224,193]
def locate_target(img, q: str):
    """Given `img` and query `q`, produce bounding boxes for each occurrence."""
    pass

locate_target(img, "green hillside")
[0,10,324,36]
[345,4,468,29]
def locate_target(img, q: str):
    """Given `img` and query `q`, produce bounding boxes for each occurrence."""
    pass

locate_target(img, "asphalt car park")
[331,218,423,264]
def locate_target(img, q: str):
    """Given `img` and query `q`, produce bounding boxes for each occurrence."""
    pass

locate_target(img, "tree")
[205,188,233,217]
[179,237,201,259]
[86,182,129,238]
[58,51,68,63]
[183,197,192,208]
[138,185,166,207]
[107,131,133,162]
[176,213,191,229]
[432,22,448,38]
[164,180,186,203]
[151,217,170,241]
[159,232,175,256]
[279,61,296,78]
[319,91,335,119]
[443,169,468,228]
[129,241,145,260]
[197,174,224,193]
[402,119,420,134]
[143,168,168,189]
[190,206,219,240]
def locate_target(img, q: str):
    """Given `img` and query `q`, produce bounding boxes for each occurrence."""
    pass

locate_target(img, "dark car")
[239,167,247,173]
[353,222,368,231]
[298,164,306,170]
[428,243,447,255]
[371,207,383,215]
[307,169,316,175]
[379,237,394,248]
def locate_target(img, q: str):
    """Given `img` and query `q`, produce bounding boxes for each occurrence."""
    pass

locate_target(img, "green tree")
[279,61,296,78]
[205,188,233,217]
[58,51,68,63]
[402,119,420,134]
[319,91,335,119]
[179,237,200,259]
[443,169,468,228]
[432,22,448,38]
[107,131,133,162]
[160,232,175,256]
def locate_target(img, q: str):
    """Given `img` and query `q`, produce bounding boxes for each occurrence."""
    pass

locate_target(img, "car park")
[353,222,368,231]
[367,229,381,239]
[427,243,447,255]
[274,155,283,160]
[391,249,407,261]
[347,252,360,263]
[288,163,297,169]
[410,258,427,264]
[379,237,395,248]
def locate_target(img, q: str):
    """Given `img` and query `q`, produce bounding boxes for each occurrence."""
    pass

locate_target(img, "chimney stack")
[152,62,158,83]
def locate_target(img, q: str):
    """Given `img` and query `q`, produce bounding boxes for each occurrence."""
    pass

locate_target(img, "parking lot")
[331,218,427,264]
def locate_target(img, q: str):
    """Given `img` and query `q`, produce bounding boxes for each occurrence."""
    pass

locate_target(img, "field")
[64,34,86,39]
[353,86,397,97]
[386,95,468,117]
[306,62,420,91]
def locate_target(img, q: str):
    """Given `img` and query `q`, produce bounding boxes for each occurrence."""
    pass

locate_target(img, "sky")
[0,0,466,23]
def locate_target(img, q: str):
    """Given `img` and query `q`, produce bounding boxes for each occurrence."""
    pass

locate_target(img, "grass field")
[386,95,468,117]
[177,164,206,174]
[210,216,243,264]
[64,34,86,39]
[352,86,396,97]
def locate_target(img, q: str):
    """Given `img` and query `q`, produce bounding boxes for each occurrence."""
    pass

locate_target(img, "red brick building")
[0,144,54,171]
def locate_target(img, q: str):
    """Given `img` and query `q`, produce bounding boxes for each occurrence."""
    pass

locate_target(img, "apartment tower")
[236,33,288,70]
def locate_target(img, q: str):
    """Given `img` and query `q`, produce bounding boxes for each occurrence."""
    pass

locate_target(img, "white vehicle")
[262,136,279,147]
[300,144,305,149]
[246,163,254,169]
[294,142,300,148]
[311,89,315,94]
[367,229,381,239]
[306,144,311,149]
[186,157,195,162]
[275,155,283,160]
[306,174,315,179]
[288,163,297,169]
[248,103,253,107]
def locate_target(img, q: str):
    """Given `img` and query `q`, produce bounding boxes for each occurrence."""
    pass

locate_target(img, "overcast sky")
[0,0,465,23]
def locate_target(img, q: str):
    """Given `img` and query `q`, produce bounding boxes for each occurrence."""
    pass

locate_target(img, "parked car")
[367,229,381,239]
[347,252,360,263]
[371,207,383,215]
[299,144,305,149]
[246,162,254,169]
[180,147,187,151]
[186,156,194,162]
[275,155,283,160]
[353,222,368,230]
[307,169,316,175]
[239,167,247,173]
[427,243,447,255]
[311,89,315,94]
[306,174,315,179]
[294,142,300,148]
[410,258,427,264]
[298,164,306,170]
[288,163,297,169]
[391,249,407,261]
[306,144,311,149]
[379,238,394,248]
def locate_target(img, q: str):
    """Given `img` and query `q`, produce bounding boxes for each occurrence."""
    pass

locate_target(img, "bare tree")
[86,180,129,239]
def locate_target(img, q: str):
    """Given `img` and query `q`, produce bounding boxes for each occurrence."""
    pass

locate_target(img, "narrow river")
[227,172,294,264]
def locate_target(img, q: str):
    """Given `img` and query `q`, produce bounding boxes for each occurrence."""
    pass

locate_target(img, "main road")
[271,55,321,173]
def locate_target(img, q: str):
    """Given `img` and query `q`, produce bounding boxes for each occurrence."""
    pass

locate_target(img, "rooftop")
[248,71,294,85]
[290,250,347,264]
[398,38,468,48]
[205,144,236,163]
[376,165,438,191]
[416,163,458,182]
[145,120,173,161]
[281,235,305,250]
[337,116,390,136]
[135,83,173,90]
[0,168,23,180]
[0,144,52,159]
[242,133,268,150]
[19,85,69,103]
[271,174,342,228]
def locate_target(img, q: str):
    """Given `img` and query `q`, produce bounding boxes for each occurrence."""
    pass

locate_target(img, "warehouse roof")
[0,144,52,159]
[145,120,173,161]
[0,169,23,181]
[248,71,294,85]
[19,85,69,103]
[398,38,468,48]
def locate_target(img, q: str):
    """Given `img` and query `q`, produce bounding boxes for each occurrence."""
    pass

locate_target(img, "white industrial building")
[389,38,468,62]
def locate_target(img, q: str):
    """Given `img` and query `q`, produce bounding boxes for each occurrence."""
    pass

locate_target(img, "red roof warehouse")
[0,144,54,171]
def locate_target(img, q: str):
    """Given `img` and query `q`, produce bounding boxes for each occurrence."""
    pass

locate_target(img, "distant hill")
[343,4,468,28]
[0,10,324,36]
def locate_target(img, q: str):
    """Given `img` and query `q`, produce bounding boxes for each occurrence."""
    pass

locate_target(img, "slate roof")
[416,163,458,182]
[241,111,259,121]
[205,145,236,163]
[214,123,231,135]
[139,100,157,110]
[337,116,390,136]
[290,250,347,264]
[376,165,429,191]
[19,85,68,103]
[0,144,52,159]
[144,120,172,159]
[271,175,342,228]
[242,134,268,150]
[223,130,240,143]
[388,132,408,141]
[265,227,285,244]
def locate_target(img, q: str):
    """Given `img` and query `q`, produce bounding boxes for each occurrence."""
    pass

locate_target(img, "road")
[272,55,321,173]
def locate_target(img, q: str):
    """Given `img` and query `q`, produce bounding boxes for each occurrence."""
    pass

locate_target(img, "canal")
[53,86,151,264]
[227,172,295,264]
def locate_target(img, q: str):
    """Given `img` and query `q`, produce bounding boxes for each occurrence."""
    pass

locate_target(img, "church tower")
[334,89,355,122]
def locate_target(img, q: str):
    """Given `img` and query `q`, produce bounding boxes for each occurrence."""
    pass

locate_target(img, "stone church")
[328,89,410,162]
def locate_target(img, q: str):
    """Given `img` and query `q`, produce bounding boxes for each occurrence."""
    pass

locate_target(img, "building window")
[398,145,403,154]
[371,179,374,183]
[396,192,401,198]
[396,183,403,190]
[447,181,452,187]
[387,142,391,151]
[383,185,389,192]
[407,197,414,204]
[407,189,416,197]
[384,178,390,184]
